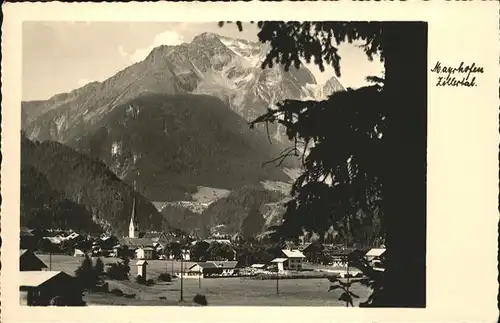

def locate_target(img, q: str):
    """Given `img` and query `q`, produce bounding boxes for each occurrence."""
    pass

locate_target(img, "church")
[129,196,139,238]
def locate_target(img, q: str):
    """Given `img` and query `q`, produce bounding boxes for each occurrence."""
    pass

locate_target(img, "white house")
[271,258,288,272]
[187,261,239,278]
[212,261,239,276]
[281,249,306,271]
[365,248,386,264]
[135,247,155,260]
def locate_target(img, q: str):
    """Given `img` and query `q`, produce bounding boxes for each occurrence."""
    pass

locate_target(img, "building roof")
[20,271,71,288]
[271,258,288,263]
[329,248,363,256]
[136,247,155,251]
[281,249,306,258]
[251,264,266,268]
[190,262,218,270]
[204,239,232,245]
[366,248,386,257]
[20,250,48,269]
[136,260,148,265]
[211,261,238,269]
[20,229,35,237]
[119,237,154,248]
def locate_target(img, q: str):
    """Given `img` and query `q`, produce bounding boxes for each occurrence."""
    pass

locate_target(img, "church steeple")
[129,181,139,238]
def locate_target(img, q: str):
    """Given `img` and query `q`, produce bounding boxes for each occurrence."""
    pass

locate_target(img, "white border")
[2,2,499,323]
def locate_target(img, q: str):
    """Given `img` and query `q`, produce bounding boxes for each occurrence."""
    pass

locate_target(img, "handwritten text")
[430,61,484,87]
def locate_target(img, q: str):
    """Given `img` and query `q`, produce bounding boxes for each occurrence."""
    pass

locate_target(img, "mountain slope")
[200,183,286,235]
[21,164,101,233]
[21,135,166,235]
[66,93,291,201]
[22,32,343,144]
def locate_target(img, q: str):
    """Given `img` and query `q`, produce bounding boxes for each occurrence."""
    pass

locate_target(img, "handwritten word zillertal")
[430,61,484,87]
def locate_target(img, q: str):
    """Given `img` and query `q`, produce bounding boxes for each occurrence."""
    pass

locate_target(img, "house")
[365,248,386,265]
[187,261,240,278]
[140,231,170,246]
[212,261,239,276]
[187,262,219,278]
[204,239,232,245]
[73,249,85,257]
[20,228,37,250]
[20,271,83,306]
[280,249,306,271]
[298,242,324,263]
[250,264,267,270]
[327,248,366,267]
[270,258,289,272]
[135,247,155,260]
[20,250,48,271]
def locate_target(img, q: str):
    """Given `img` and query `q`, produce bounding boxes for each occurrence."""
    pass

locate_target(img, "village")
[19,200,385,306]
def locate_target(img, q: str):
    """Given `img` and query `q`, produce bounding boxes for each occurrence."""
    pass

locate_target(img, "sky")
[22,22,384,101]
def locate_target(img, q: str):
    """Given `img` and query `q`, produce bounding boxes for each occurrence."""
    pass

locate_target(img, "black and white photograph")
[1,2,497,321]
[18,20,427,308]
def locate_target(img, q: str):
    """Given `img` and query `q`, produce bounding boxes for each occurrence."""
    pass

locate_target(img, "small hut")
[136,260,148,279]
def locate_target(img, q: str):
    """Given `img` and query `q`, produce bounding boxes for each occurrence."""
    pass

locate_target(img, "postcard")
[1,2,498,323]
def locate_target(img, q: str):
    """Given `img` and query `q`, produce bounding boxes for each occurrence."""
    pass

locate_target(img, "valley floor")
[36,254,372,306]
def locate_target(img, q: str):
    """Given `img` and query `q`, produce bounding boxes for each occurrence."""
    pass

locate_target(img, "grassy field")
[37,254,372,306]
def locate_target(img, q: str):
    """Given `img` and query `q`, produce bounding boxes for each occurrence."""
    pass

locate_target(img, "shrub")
[193,294,208,306]
[158,273,172,282]
[110,288,123,296]
[106,260,130,280]
[146,278,155,285]
[136,275,146,285]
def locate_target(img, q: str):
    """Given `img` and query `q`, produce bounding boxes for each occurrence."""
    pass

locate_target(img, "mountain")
[20,32,345,233]
[67,93,292,201]
[22,32,343,144]
[21,135,167,235]
[200,183,286,235]
[21,164,101,233]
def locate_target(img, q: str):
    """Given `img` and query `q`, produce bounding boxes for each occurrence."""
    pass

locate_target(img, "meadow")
[37,254,372,306]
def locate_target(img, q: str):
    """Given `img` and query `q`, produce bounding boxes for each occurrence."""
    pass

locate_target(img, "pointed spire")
[129,192,139,238]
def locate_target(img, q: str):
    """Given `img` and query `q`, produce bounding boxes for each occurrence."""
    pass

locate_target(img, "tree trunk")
[376,22,428,307]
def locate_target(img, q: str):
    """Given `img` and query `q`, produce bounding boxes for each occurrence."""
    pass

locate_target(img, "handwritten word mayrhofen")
[430,61,484,87]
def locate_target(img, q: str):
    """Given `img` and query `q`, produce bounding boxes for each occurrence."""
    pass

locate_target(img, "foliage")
[189,241,210,261]
[207,242,235,261]
[241,206,266,239]
[193,294,208,306]
[161,205,200,236]
[94,258,105,276]
[202,184,284,235]
[165,241,183,260]
[21,134,164,235]
[106,258,130,280]
[21,163,101,234]
[74,254,98,290]
[220,21,427,307]
[136,275,146,285]
[71,94,290,201]
[158,273,172,282]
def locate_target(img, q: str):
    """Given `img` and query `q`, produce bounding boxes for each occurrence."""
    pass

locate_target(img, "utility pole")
[198,268,201,289]
[276,269,279,295]
[180,253,184,301]
[346,254,350,307]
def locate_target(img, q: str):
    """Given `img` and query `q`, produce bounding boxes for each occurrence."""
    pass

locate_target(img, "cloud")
[121,30,185,63]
